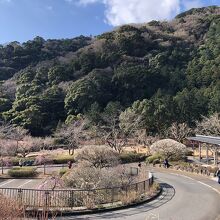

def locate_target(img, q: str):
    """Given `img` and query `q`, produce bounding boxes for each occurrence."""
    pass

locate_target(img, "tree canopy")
[0,6,219,136]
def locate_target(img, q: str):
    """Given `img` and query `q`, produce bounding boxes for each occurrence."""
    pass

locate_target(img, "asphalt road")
[0,165,65,189]
[0,178,43,189]
[60,172,220,220]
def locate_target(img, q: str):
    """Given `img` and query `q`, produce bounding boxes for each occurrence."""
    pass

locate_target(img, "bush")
[0,195,24,218]
[59,168,68,177]
[119,152,147,164]
[76,145,120,168]
[8,167,38,178]
[146,154,162,164]
[11,157,36,166]
[150,139,187,161]
[152,159,160,165]
[52,155,75,164]
[185,150,193,156]
[207,166,219,174]
[150,182,160,192]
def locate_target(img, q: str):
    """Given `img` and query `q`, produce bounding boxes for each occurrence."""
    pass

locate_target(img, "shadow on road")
[65,182,175,220]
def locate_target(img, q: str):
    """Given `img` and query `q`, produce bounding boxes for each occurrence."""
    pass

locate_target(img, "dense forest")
[0,6,219,136]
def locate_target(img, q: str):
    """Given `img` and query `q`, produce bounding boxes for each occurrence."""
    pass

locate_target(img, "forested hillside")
[0,6,219,136]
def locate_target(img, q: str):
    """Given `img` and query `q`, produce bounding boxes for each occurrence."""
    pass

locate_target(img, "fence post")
[17,188,23,206]
[70,190,74,208]
[125,186,128,197]
[111,188,114,203]
[45,191,50,208]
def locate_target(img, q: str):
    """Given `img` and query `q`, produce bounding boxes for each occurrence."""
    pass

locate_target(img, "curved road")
[61,172,220,220]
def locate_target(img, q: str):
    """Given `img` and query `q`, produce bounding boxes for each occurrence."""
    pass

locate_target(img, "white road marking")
[197,181,220,195]
[170,173,194,180]
[170,172,220,196]
[17,180,33,188]
[0,179,15,187]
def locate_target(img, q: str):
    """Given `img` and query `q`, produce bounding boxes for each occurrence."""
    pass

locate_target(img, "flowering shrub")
[150,139,188,161]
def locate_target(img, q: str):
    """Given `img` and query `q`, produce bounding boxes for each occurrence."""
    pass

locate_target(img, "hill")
[0,6,219,136]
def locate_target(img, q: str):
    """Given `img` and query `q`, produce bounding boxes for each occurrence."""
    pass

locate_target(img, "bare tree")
[103,125,127,154]
[55,119,86,155]
[134,129,159,147]
[167,122,192,143]
[96,109,127,153]
[0,157,12,174]
[119,109,143,137]
[0,79,17,100]
[17,135,35,158]
[75,145,119,169]
[33,137,54,151]
[0,123,28,154]
[34,155,53,175]
[64,164,136,190]
[43,137,54,150]
[196,113,220,136]
[0,139,17,157]
[195,113,220,164]
[38,175,64,190]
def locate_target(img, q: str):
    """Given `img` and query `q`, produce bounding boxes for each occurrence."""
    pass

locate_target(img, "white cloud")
[104,0,181,26]
[76,0,205,26]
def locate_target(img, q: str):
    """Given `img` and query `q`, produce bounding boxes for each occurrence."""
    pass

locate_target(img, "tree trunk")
[71,148,74,155]
[44,163,46,175]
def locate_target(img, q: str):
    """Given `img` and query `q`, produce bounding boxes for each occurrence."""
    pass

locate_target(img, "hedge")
[11,157,36,166]
[52,155,75,164]
[119,152,147,164]
[8,167,38,178]
[146,154,162,164]
[59,168,68,177]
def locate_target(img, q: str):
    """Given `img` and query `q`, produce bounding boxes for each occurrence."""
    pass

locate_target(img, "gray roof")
[187,135,220,146]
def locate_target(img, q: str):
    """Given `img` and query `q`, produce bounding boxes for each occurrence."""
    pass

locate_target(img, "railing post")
[125,186,128,197]
[70,190,74,208]
[17,188,23,206]
[45,191,50,208]
[111,188,114,203]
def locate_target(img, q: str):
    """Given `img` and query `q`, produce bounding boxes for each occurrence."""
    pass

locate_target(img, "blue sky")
[0,0,219,44]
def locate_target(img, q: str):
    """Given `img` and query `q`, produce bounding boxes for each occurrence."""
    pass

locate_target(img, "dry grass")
[83,196,96,209]
[120,191,139,205]
[0,194,59,220]
[0,194,24,219]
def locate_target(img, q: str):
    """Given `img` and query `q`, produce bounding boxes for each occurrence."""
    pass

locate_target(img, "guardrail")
[0,177,153,209]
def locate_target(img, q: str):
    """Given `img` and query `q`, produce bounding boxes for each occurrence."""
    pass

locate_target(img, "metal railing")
[0,177,153,209]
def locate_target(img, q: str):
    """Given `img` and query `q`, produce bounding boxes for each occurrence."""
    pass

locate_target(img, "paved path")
[60,171,220,220]
[0,165,66,189]
[0,178,43,189]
